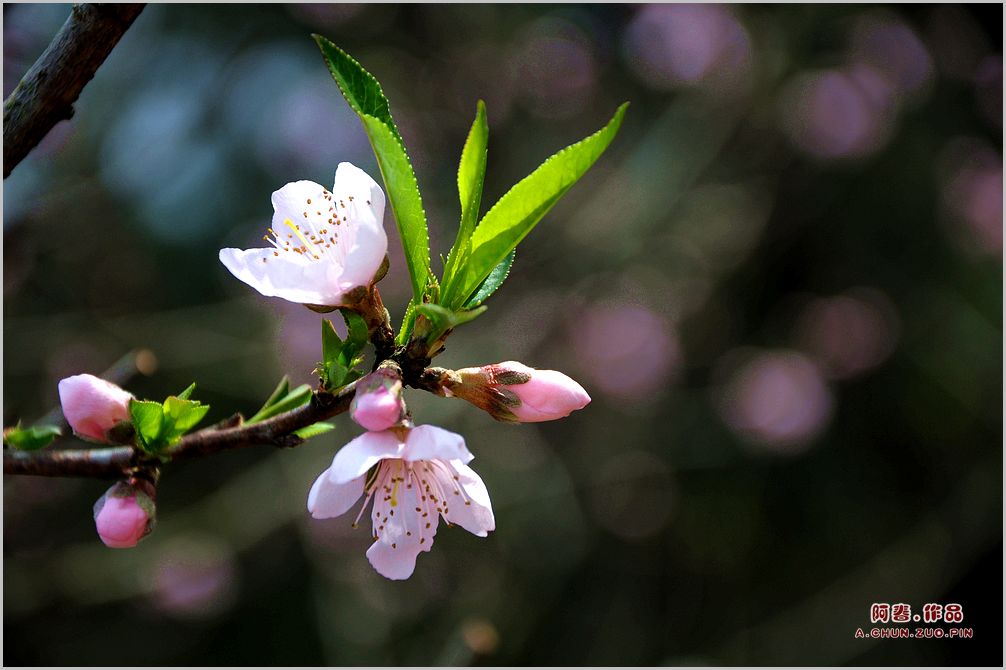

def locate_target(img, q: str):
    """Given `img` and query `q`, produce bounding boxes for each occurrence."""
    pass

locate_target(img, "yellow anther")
[283,218,318,256]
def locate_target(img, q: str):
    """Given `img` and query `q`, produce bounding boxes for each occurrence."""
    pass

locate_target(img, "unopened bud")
[451,361,591,422]
[350,370,406,431]
[58,374,134,444]
[93,480,156,549]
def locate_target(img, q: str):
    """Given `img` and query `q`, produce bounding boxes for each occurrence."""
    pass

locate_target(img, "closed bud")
[450,361,591,422]
[93,480,156,549]
[350,370,407,432]
[58,374,133,444]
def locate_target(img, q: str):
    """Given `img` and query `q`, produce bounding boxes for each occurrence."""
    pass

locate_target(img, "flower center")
[350,458,472,550]
[261,189,353,263]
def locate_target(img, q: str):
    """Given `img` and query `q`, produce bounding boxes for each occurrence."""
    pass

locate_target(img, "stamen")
[284,218,320,257]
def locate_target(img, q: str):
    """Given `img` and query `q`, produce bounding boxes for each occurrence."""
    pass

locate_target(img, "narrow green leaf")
[312,35,400,139]
[313,35,431,304]
[464,249,515,309]
[450,103,628,308]
[247,383,312,424]
[415,303,488,342]
[396,298,418,346]
[3,423,61,451]
[360,114,430,303]
[319,319,343,390]
[129,400,165,453]
[321,319,343,365]
[258,376,292,414]
[458,100,488,232]
[176,383,197,401]
[341,309,369,362]
[293,422,336,439]
[443,101,489,290]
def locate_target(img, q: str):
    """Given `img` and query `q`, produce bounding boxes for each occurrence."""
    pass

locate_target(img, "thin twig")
[3,379,362,479]
[3,446,134,479]
[3,3,145,178]
[1,354,454,480]
[2,280,451,480]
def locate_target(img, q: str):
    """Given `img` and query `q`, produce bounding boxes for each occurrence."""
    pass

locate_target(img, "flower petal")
[332,162,388,288]
[366,480,437,580]
[440,460,495,537]
[506,365,591,422]
[328,431,405,484]
[402,425,473,464]
[57,374,133,443]
[270,180,339,245]
[218,247,344,305]
[308,469,365,519]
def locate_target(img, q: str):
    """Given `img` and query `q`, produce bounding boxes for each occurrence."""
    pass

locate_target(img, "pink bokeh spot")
[795,290,900,380]
[514,19,597,119]
[940,140,1003,256]
[151,542,237,619]
[719,350,834,452]
[780,66,894,160]
[574,303,681,401]
[849,12,934,98]
[623,4,751,92]
[947,164,1003,254]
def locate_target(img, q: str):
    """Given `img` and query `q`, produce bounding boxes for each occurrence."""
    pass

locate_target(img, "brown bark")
[3,4,145,178]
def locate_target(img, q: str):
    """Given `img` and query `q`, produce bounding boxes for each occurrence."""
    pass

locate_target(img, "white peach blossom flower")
[308,425,495,580]
[219,162,387,306]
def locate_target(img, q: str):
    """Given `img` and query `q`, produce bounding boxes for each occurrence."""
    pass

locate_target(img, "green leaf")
[163,396,210,438]
[259,376,292,414]
[464,249,514,309]
[292,422,336,439]
[312,35,399,140]
[247,381,312,425]
[415,303,488,343]
[318,317,367,390]
[325,361,351,389]
[3,423,61,451]
[314,35,431,305]
[130,391,210,455]
[321,319,344,366]
[360,114,431,304]
[129,400,166,454]
[396,298,418,346]
[448,103,628,308]
[176,383,197,401]
[443,100,489,291]
[341,309,369,362]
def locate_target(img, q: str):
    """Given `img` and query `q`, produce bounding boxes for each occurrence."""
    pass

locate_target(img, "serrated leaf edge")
[461,102,628,296]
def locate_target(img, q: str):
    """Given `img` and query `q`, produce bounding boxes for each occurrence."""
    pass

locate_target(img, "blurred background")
[3,3,1001,665]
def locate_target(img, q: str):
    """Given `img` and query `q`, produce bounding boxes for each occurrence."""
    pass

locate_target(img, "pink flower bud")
[58,374,133,443]
[350,370,406,431]
[93,482,156,549]
[454,361,591,422]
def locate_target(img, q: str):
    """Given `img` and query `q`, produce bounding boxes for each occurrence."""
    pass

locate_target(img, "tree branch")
[3,272,460,480]
[4,378,361,479]
[1,355,463,480]
[4,445,135,479]
[3,3,145,178]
